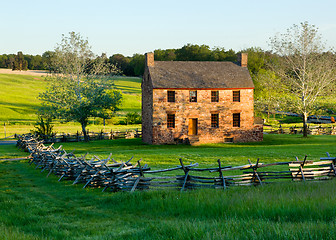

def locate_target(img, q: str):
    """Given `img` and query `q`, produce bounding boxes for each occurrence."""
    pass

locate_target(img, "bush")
[32,115,54,138]
[125,112,141,125]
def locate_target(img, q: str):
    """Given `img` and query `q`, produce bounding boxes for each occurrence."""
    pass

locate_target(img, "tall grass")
[0,159,336,239]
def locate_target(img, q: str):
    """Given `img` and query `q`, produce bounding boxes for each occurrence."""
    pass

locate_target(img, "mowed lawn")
[0,73,142,138]
[0,134,336,239]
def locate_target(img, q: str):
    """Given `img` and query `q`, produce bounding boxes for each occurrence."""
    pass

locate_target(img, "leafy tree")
[175,44,212,61]
[129,54,145,76]
[13,51,28,71]
[39,32,122,141]
[254,69,288,120]
[42,51,55,72]
[109,54,130,75]
[210,47,236,61]
[242,47,271,75]
[154,49,176,61]
[269,22,336,137]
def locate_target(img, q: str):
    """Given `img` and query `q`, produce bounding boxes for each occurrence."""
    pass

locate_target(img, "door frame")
[188,118,198,135]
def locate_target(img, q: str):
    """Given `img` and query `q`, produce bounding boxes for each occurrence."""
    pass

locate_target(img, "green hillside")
[0,74,142,123]
[0,74,46,122]
[0,73,142,138]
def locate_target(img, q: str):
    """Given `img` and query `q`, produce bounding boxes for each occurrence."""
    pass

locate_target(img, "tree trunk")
[81,122,88,141]
[302,112,308,137]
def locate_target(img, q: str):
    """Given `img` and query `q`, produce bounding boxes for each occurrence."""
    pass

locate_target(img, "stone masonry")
[142,52,263,145]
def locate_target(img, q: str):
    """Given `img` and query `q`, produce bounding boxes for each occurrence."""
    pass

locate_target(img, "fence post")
[217,159,226,190]
[179,158,190,192]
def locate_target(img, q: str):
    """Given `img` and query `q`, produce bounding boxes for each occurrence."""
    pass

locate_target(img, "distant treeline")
[0,44,239,76]
[0,51,52,71]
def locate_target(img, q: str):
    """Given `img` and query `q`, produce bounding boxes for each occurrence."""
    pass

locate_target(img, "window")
[167,91,175,102]
[211,113,219,128]
[233,113,240,127]
[211,91,219,102]
[167,114,175,128]
[233,91,240,102]
[189,90,197,102]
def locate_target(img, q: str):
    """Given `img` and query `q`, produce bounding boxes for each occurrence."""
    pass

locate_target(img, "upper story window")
[167,91,175,102]
[189,90,197,102]
[211,91,219,102]
[233,90,240,102]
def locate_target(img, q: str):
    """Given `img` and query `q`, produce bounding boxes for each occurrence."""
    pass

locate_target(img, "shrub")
[32,115,54,138]
[125,112,141,125]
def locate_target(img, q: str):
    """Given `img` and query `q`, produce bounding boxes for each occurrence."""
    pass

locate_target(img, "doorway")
[188,118,198,135]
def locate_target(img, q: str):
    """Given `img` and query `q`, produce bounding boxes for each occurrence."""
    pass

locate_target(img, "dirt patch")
[0,68,48,76]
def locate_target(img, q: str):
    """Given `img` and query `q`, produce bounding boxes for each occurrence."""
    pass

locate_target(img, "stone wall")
[141,63,153,144]
[150,88,263,144]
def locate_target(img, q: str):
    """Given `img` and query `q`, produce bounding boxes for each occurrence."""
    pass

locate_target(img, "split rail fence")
[34,129,142,143]
[17,134,336,192]
[264,125,336,135]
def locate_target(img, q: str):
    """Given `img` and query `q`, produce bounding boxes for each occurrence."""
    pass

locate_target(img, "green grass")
[49,134,336,168]
[0,74,47,122]
[0,73,142,138]
[0,135,336,239]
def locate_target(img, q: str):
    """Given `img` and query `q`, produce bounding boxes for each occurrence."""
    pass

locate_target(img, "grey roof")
[148,61,254,89]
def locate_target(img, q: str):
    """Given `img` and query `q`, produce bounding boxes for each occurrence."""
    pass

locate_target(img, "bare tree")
[269,22,336,137]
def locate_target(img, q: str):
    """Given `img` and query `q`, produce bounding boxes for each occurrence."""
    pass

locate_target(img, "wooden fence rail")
[16,134,336,193]
[34,129,142,143]
[264,125,336,135]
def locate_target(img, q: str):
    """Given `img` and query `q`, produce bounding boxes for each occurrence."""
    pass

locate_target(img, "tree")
[269,22,336,137]
[108,54,130,75]
[39,32,122,141]
[42,51,55,72]
[13,51,28,71]
[175,44,212,61]
[254,69,288,120]
[129,54,145,76]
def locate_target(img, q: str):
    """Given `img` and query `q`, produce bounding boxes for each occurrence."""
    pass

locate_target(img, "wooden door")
[188,118,198,135]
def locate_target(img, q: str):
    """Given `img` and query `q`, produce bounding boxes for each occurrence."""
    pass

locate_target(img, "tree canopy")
[39,32,122,140]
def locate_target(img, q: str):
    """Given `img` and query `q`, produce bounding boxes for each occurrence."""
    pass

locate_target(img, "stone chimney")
[237,53,248,67]
[145,52,154,67]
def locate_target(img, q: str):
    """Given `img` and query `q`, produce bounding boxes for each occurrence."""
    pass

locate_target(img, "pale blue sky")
[1,0,335,56]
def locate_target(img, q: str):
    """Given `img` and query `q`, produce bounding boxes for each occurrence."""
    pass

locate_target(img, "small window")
[189,90,197,102]
[167,114,175,128]
[211,113,219,128]
[167,91,175,102]
[233,113,240,127]
[211,91,219,102]
[233,91,240,102]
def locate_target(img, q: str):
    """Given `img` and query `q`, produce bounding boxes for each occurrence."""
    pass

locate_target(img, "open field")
[0,68,48,76]
[0,73,141,138]
[0,135,336,239]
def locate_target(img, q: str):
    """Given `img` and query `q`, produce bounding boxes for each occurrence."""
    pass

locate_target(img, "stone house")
[142,52,263,145]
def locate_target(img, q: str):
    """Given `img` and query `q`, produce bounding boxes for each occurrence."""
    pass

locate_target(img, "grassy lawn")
[0,73,142,138]
[50,134,336,168]
[0,135,336,239]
